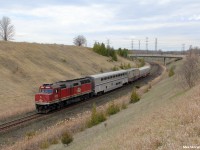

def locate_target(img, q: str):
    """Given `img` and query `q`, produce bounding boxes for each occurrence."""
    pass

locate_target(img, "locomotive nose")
[35,94,51,103]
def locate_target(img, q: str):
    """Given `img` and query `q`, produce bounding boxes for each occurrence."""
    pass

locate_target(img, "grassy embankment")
[0,41,136,120]
[46,60,200,150]
[4,58,164,150]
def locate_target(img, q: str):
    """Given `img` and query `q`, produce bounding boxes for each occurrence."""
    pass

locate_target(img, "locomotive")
[35,66,150,113]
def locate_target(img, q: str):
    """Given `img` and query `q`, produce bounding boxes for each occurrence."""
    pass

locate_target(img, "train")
[35,66,151,113]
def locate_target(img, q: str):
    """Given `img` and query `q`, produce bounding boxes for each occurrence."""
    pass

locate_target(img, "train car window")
[60,84,66,89]
[55,89,58,93]
[85,80,90,83]
[41,89,53,93]
[73,83,79,86]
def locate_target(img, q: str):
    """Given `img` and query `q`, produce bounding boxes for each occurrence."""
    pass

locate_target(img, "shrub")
[50,138,59,145]
[117,48,129,58]
[61,131,73,146]
[26,131,36,140]
[130,88,140,103]
[119,63,132,69]
[87,104,106,128]
[61,58,66,63]
[112,66,119,71]
[137,58,145,67]
[40,140,50,149]
[168,65,175,77]
[100,68,104,73]
[106,101,120,116]
[121,102,128,109]
[120,63,124,69]
[135,85,140,89]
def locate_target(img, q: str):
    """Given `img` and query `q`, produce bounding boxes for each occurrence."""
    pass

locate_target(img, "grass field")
[46,61,200,150]
[0,41,136,120]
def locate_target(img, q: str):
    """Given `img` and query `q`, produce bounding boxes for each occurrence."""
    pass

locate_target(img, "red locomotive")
[35,77,92,113]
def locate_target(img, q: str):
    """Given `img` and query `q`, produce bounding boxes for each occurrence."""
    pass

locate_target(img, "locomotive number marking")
[77,87,81,93]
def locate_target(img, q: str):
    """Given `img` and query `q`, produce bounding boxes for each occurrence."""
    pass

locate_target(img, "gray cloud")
[0,0,200,50]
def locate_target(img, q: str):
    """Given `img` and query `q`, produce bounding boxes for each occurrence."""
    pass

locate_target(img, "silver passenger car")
[139,66,151,77]
[126,68,140,82]
[88,70,128,95]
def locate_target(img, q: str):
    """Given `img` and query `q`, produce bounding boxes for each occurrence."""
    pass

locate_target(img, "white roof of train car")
[126,68,138,71]
[88,70,127,79]
[139,66,150,70]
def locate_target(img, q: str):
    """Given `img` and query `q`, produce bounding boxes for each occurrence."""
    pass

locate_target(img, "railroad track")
[0,62,162,133]
[0,114,42,132]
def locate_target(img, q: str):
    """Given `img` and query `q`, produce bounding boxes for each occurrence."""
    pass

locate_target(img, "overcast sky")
[1,0,200,51]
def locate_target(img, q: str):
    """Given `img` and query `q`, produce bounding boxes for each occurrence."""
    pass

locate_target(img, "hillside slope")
[48,61,200,150]
[0,41,136,119]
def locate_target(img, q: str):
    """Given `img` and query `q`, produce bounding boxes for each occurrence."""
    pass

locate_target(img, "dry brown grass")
[0,41,136,120]
[61,64,199,150]
[3,96,130,150]
[57,78,198,150]
[112,85,200,150]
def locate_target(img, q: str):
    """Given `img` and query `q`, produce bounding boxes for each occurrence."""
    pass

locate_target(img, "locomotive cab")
[35,84,56,113]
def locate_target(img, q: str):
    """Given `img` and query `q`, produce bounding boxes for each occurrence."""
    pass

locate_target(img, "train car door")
[70,84,73,98]
[73,82,81,96]
[54,88,61,100]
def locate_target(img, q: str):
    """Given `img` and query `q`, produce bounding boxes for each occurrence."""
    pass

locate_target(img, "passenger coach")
[126,68,140,82]
[88,70,128,95]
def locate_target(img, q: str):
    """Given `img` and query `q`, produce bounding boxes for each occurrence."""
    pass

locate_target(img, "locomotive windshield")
[40,89,53,94]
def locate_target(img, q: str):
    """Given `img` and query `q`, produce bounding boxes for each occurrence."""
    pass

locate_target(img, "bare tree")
[178,50,200,88]
[73,35,86,46]
[0,16,15,41]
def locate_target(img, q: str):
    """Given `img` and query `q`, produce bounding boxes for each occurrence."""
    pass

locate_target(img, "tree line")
[93,42,117,61]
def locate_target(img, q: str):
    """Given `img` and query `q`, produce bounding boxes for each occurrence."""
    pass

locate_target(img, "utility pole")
[155,38,157,51]
[146,37,148,53]
[107,39,110,48]
[182,44,185,55]
[182,44,185,51]
[189,45,192,56]
[138,40,140,50]
[131,39,134,50]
